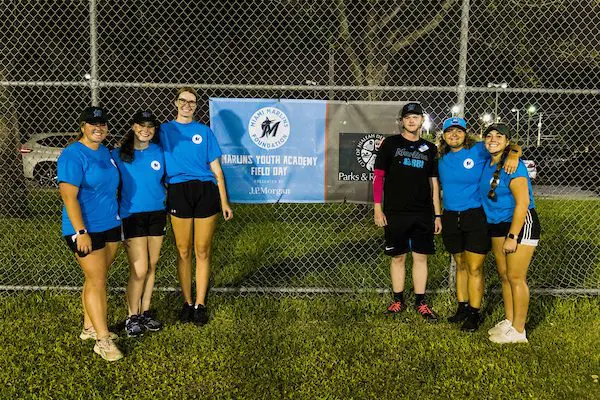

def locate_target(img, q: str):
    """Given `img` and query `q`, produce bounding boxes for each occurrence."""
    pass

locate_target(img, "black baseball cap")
[400,102,424,118]
[484,123,512,139]
[79,106,108,124]
[132,110,158,126]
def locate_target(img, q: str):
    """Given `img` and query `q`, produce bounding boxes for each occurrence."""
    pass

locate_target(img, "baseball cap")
[442,117,467,132]
[132,110,158,126]
[400,102,424,118]
[79,106,108,124]
[484,123,512,139]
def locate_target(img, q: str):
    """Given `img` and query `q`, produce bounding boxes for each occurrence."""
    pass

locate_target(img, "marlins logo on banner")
[248,107,290,150]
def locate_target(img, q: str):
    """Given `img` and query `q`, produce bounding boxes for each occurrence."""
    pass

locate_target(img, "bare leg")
[141,235,164,312]
[125,237,149,316]
[83,241,119,329]
[78,249,110,339]
[193,215,218,305]
[464,251,486,309]
[506,245,535,332]
[390,254,407,293]
[412,252,428,294]
[170,216,194,304]
[491,237,513,322]
[453,252,468,302]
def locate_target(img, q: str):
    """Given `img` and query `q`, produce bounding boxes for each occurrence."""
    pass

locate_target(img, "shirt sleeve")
[57,147,84,187]
[510,161,529,180]
[473,141,489,160]
[205,126,222,163]
[373,138,390,172]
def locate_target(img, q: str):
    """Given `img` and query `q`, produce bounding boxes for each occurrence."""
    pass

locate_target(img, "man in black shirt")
[373,102,442,321]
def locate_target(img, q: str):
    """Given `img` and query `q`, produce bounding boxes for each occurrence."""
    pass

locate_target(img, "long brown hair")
[487,144,512,200]
[437,132,478,157]
[118,124,160,163]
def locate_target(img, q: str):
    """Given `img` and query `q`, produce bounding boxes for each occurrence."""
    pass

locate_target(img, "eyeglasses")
[177,98,197,107]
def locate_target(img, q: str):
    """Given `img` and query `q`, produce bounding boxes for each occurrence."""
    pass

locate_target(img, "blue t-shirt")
[159,120,222,184]
[57,142,120,235]
[439,141,489,211]
[479,161,536,224]
[112,143,166,219]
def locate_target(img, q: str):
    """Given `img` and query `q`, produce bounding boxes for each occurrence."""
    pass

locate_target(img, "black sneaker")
[180,303,194,323]
[125,314,145,337]
[384,300,404,316]
[461,310,482,332]
[193,304,209,326]
[447,303,470,323]
[141,310,163,332]
[416,302,439,322]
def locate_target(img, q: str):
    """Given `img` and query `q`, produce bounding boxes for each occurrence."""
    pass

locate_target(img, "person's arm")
[430,176,442,234]
[503,144,522,174]
[503,177,531,254]
[373,169,387,227]
[59,182,92,254]
[209,158,233,221]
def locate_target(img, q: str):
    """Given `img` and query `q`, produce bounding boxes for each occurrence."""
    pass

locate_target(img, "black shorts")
[64,225,121,258]
[488,208,541,247]
[167,180,221,219]
[122,210,167,239]
[441,207,491,255]
[384,212,435,256]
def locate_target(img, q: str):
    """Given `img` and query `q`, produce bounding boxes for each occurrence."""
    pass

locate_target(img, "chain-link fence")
[0,0,598,295]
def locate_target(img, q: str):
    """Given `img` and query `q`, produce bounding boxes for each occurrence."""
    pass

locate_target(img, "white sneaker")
[487,319,512,336]
[93,338,124,361]
[80,327,118,341]
[489,326,528,344]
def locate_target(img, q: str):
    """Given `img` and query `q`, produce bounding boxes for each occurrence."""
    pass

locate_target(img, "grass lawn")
[0,293,598,399]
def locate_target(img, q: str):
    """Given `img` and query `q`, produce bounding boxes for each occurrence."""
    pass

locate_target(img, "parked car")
[20,132,124,187]
[522,146,573,185]
[564,150,600,194]
[20,132,78,187]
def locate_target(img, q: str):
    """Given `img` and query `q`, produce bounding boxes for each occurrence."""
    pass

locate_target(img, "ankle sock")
[393,291,404,303]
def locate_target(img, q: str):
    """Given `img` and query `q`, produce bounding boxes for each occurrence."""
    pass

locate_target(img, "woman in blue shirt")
[57,106,123,362]
[161,87,233,325]
[112,110,166,338]
[480,123,541,344]
[438,117,519,332]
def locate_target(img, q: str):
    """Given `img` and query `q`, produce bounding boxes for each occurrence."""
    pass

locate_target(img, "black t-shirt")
[374,134,438,214]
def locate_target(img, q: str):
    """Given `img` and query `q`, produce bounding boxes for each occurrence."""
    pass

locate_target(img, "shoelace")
[417,304,433,315]
[387,301,402,312]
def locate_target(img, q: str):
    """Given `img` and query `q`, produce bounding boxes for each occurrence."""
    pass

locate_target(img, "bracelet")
[435,214,442,218]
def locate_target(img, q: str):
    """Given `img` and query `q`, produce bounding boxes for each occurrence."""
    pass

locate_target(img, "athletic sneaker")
[489,326,528,344]
[461,311,482,332]
[193,304,209,326]
[124,314,145,338]
[141,310,163,332]
[487,319,512,336]
[80,327,118,341]
[94,338,124,361]
[447,303,470,323]
[384,300,404,315]
[416,302,439,322]
[180,303,194,323]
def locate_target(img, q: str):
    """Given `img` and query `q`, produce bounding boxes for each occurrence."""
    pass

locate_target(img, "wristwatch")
[506,233,517,240]
[77,229,88,236]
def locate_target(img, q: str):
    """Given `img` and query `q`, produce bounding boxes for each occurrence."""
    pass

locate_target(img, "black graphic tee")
[374,134,438,214]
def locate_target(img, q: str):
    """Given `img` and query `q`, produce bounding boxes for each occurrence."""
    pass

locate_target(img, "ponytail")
[487,145,512,200]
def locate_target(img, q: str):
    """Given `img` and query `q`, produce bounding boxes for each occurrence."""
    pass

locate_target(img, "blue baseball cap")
[442,117,467,132]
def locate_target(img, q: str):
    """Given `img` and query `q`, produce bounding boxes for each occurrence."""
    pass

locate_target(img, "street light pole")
[536,112,543,146]
[487,82,507,122]
[511,108,520,141]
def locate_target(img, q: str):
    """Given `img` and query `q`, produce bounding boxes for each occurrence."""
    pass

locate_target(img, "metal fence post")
[89,0,99,106]
[456,0,470,119]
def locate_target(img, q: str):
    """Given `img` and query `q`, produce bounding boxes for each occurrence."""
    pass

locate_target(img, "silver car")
[20,132,77,187]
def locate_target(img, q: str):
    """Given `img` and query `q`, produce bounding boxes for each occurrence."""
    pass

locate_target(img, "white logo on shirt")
[192,134,203,144]
[110,158,117,168]
[151,160,161,170]
[418,144,429,152]
[463,158,474,169]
